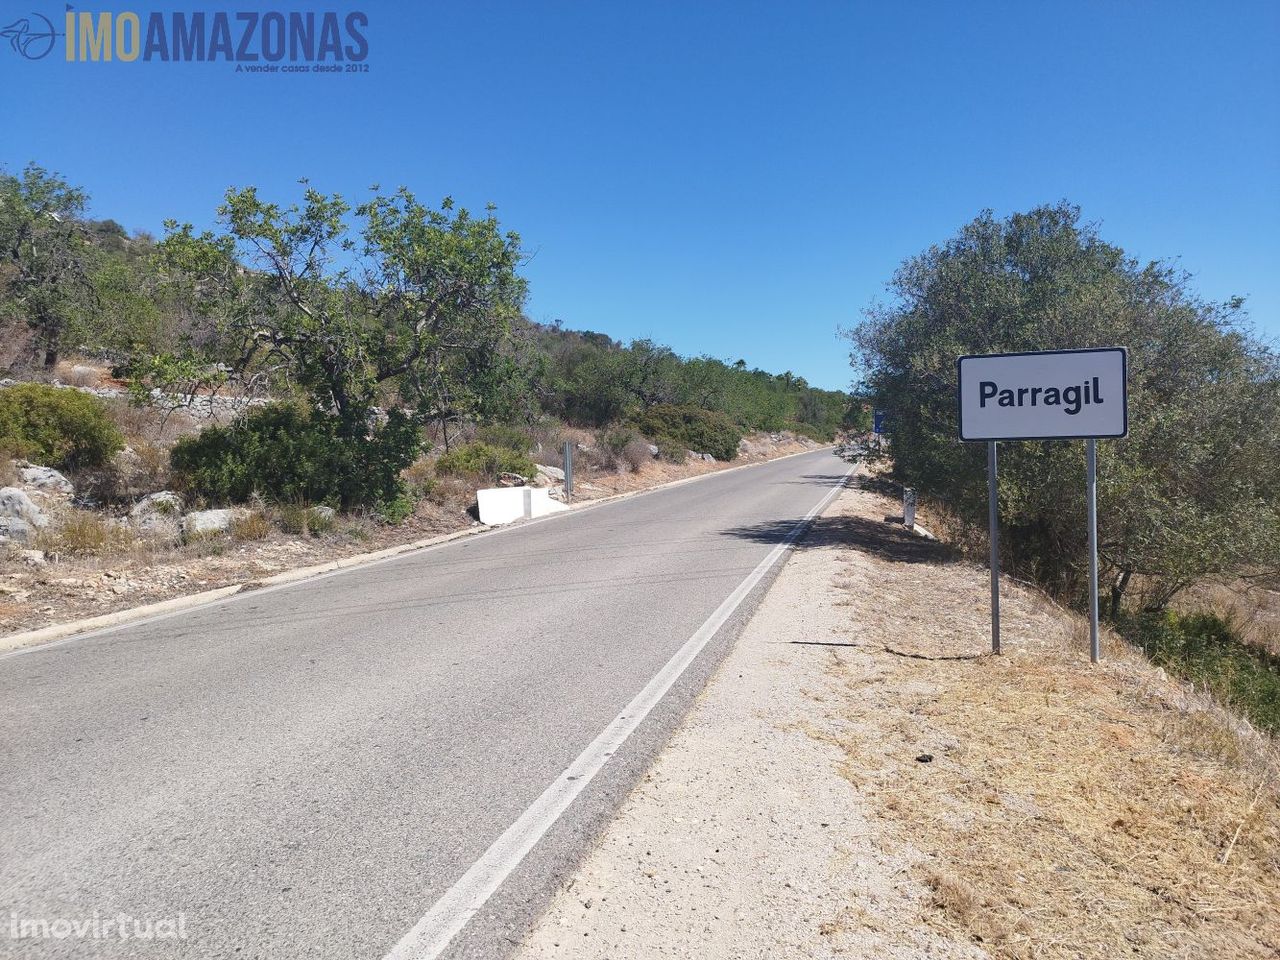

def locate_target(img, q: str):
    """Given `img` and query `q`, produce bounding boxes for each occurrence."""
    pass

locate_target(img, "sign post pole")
[1085,438,1100,663]
[987,441,1001,655]
[563,441,574,502]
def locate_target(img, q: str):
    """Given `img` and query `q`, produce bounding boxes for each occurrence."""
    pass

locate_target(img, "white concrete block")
[477,486,570,526]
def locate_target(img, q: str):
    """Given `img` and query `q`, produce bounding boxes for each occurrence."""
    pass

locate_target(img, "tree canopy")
[848,202,1280,611]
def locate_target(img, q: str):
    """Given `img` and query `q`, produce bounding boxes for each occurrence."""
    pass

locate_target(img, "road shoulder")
[516,474,1280,960]
[513,478,984,959]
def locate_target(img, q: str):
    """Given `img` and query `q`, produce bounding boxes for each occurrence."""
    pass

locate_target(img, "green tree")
[0,164,92,368]
[847,202,1280,611]
[154,182,526,446]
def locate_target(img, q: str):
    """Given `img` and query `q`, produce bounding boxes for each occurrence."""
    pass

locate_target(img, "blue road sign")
[873,409,887,434]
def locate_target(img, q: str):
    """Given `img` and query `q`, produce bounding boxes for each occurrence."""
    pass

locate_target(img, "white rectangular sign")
[957,347,1128,441]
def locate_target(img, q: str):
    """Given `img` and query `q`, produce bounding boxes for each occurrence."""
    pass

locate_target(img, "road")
[1,449,849,959]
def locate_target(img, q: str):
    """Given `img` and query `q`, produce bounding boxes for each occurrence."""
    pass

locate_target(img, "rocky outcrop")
[0,487,49,529]
[18,465,74,497]
[129,491,184,543]
[0,517,35,543]
[181,508,250,539]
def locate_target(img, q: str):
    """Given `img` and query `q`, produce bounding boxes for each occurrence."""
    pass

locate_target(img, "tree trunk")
[1108,569,1132,620]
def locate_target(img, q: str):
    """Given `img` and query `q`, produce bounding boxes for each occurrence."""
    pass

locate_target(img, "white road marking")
[382,466,854,960]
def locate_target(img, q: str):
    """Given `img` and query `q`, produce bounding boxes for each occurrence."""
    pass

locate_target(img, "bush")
[1119,610,1280,735]
[434,441,536,481]
[229,511,271,541]
[375,494,415,525]
[631,404,741,462]
[170,403,421,510]
[586,426,642,473]
[600,426,638,455]
[622,439,652,472]
[474,423,533,454]
[788,422,828,442]
[655,437,688,463]
[0,383,124,470]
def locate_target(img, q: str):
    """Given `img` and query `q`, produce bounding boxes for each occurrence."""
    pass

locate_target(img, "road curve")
[1,449,849,959]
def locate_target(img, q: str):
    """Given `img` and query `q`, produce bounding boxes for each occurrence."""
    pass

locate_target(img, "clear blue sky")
[4,1,1277,390]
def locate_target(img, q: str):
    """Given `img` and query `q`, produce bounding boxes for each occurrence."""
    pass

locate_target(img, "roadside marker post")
[562,441,574,502]
[957,347,1128,662]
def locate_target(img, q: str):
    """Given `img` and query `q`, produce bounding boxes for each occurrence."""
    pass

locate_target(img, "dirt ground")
[514,473,1280,960]
[0,436,818,638]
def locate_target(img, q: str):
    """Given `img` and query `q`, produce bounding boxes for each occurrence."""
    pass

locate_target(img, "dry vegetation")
[1182,579,1280,658]
[817,477,1279,959]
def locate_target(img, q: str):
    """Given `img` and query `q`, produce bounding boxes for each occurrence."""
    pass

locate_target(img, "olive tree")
[847,202,1280,612]
[0,164,92,368]
[153,182,526,446]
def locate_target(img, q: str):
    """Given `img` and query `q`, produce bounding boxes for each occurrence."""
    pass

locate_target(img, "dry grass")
[34,509,136,558]
[821,477,1280,960]
[1182,580,1280,658]
[229,511,271,542]
[102,397,203,446]
[56,358,105,388]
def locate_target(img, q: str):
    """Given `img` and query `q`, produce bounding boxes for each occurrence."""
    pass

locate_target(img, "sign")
[872,409,887,435]
[957,347,1127,442]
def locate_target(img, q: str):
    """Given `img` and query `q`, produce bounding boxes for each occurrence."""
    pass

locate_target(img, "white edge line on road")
[381,465,854,960]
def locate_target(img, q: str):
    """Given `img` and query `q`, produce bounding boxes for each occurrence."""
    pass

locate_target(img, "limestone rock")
[0,487,49,530]
[182,507,249,539]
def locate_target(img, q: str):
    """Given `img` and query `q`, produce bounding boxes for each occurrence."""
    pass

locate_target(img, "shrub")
[631,404,741,462]
[229,511,271,541]
[474,423,533,454]
[434,441,535,481]
[788,422,827,442]
[170,402,421,509]
[276,502,339,536]
[655,437,687,463]
[586,426,641,473]
[622,439,652,472]
[1119,610,1280,734]
[599,426,637,455]
[0,383,124,470]
[275,503,311,536]
[401,457,438,499]
[375,494,415,525]
[583,445,619,472]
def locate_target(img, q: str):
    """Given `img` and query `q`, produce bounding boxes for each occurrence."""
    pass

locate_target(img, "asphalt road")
[1,449,849,959]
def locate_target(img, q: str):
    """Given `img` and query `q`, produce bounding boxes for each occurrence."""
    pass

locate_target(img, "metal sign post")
[562,441,574,502]
[987,441,1000,655]
[956,347,1128,662]
[1085,439,1100,663]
